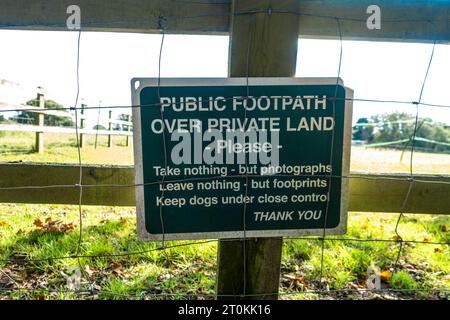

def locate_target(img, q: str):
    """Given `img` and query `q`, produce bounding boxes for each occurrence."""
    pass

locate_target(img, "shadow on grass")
[0,219,210,270]
[1,220,142,266]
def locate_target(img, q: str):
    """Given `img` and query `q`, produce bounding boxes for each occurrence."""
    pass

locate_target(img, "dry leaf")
[0,220,10,228]
[110,262,124,276]
[380,270,392,282]
[283,274,307,290]
[33,218,43,228]
[434,247,444,253]
[33,217,74,234]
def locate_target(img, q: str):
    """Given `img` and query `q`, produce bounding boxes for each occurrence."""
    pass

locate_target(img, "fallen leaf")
[33,217,74,234]
[33,218,43,228]
[110,262,124,276]
[434,247,444,253]
[0,220,10,228]
[356,279,367,288]
[380,270,392,282]
[283,274,307,290]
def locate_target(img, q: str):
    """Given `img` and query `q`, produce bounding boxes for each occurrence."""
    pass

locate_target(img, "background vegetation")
[353,112,450,153]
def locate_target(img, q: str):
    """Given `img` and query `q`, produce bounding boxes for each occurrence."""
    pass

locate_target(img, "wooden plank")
[0,102,72,118]
[0,163,135,207]
[297,0,450,43]
[0,164,449,215]
[0,124,133,136]
[349,174,450,215]
[0,0,230,35]
[0,1,449,43]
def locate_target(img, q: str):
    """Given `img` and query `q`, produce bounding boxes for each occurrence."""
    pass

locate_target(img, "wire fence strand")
[0,8,449,300]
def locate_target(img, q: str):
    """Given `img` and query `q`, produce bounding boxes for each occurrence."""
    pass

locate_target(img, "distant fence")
[0,92,132,153]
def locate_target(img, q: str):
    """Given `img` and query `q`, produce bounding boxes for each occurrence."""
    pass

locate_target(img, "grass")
[0,132,449,300]
[350,147,450,175]
[0,205,448,300]
[0,205,218,300]
[391,271,419,290]
[0,132,133,165]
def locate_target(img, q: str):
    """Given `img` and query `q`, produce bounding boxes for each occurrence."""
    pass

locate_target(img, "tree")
[430,125,450,153]
[13,98,74,127]
[371,112,415,142]
[431,125,448,142]
[93,124,106,131]
[369,112,449,153]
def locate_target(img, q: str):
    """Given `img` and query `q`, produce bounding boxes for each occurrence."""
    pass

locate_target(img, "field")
[0,132,449,300]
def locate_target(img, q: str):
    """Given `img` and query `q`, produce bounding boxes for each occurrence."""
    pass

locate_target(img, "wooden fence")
[0,163,449,215]
[0,93,132,153]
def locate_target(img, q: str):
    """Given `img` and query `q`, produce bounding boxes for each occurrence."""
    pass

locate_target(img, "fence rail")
[2,0,449,43]
[0,163,449,214]
[0,124,133,136]
[0,102,71,118]
[1,93,133,152]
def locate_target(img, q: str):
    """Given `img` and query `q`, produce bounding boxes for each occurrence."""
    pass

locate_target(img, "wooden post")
[35,90,45,154]
[216,0,300,300]
[79,103,86,148]
[126,114,131,147]
[107,110,113,148]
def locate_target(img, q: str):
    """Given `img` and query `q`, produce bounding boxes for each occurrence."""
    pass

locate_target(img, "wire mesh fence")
[0,8,449,300]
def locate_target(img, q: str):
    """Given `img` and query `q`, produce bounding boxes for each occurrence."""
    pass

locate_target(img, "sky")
[0,30,449,128]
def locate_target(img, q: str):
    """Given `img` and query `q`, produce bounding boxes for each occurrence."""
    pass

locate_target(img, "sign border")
[131,78,353,241]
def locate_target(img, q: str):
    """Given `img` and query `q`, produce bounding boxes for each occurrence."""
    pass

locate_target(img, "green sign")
[132,78,353,240]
